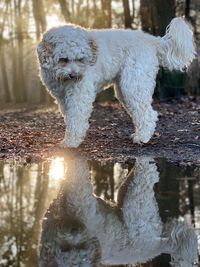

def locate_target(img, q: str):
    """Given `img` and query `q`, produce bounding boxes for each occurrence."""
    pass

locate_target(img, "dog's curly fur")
[37,18,195,147]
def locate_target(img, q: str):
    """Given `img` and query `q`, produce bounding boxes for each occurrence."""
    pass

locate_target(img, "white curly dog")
[37,18,195,147]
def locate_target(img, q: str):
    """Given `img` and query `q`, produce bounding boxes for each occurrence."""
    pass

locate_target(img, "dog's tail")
[158,17,196,71]
[163,220,198,267]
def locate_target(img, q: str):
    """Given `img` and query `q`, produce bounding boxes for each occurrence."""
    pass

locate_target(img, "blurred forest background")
[0,0,199,104]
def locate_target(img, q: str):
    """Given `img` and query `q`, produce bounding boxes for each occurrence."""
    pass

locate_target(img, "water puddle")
[0,153,199,266]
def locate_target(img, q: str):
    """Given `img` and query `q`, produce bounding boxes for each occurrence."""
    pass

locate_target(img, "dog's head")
[37,24,98,83]
[39,201,101,267]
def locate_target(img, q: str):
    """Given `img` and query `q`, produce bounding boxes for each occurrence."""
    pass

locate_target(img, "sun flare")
[49,157,65,181]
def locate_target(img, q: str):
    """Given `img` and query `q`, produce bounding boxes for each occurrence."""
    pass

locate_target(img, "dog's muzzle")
[55,69,82,82]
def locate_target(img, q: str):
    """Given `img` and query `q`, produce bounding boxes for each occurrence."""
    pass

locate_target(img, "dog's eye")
[59,58,69,63]
[79,58,84,63]
[60,242,71,252]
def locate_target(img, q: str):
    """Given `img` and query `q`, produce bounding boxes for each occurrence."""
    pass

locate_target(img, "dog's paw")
[58,139,68,148]
[130,133,143,144]
[59,137,82,148]
[130,133,151,144]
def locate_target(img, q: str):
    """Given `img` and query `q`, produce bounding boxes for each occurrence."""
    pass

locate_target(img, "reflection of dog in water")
[38,156,198,267]
[37,18,195,148]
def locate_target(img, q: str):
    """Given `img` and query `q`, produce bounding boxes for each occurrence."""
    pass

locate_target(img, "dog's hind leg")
[118,53,159,144]
[60,79,96,148]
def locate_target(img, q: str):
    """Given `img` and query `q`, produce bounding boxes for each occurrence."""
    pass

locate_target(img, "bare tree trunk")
[101,0,112,28]
[140,0,154,33]
[86,0,90,25]
[93,0,97,14]
[140,0,175,35]
[185,0,191,20]
[71,0,75,16]
[0,2,11,102]
[132,0,135,22]
[32,0,47,40]
[12,0,26,102]
[57,0,71,22]
[152,0,175,36]
[122,0,132,28]
[32,0,51,102]
[76,0,83,18]
[140,0,176,98]
[0,43,11,102]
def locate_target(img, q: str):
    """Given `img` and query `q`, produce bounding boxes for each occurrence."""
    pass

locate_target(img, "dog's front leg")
[60,80,96,148]
[118,157,161,238]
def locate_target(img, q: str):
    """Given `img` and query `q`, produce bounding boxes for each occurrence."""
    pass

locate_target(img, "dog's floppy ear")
[37,41,54,69]
[88,38,98,65]
[37,42,44,64]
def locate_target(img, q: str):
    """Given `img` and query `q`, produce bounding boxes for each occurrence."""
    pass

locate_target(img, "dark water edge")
[0,157,199,267]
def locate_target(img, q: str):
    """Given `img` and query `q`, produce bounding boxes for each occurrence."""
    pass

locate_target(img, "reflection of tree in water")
[89,161,134,202]
[155,160,197,224]
[0,162,50,267]
[89,161,114,201]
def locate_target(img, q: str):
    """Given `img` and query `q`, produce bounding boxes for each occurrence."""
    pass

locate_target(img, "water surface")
[0,154,199,266]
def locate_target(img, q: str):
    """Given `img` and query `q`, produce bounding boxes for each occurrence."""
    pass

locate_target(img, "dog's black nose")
[69,72,76,79]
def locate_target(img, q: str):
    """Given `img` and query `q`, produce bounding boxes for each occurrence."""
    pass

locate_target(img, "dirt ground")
[0,96,200,165]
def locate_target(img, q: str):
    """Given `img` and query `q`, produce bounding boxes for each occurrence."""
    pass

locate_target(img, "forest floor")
[0,96,200,165]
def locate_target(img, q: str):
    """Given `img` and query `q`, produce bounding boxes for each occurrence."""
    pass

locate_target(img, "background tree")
[0,1,11,102]
[140,0,175,35]
[122,0,132,28]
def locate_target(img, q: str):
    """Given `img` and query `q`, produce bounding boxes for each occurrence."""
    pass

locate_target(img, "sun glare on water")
[49,157,65,182]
